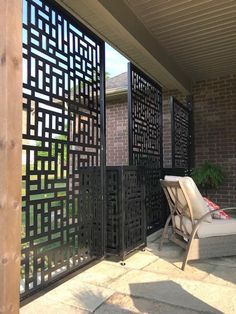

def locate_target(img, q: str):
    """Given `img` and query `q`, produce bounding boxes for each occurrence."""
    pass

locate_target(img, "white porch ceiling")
[125,0,236,81]
[58,0,236,94]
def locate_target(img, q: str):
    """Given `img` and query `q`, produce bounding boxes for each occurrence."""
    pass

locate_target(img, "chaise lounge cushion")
[164,175,189,215]
[179,177,212,223]
[164,176,212,223]
[175,215,236,238]
[164,176,183,181]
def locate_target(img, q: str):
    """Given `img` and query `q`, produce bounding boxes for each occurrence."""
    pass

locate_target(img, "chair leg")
[181,250,189,271]
[159,214,172,251]
[181,237,193,271]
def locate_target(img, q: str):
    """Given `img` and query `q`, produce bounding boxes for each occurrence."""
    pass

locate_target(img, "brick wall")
[106,101,128,166]
[162,77,236,207]
[105,75,236,207]
[106,91,186,168]
[193,75,236,207]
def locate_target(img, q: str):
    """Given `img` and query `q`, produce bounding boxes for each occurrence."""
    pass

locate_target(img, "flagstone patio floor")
[21,231,236,314]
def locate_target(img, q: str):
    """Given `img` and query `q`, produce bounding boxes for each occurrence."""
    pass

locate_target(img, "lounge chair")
[160,176,236,270]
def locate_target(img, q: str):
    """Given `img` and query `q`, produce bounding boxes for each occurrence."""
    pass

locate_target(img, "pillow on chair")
[203,197,231,220]
[179,177,212,223]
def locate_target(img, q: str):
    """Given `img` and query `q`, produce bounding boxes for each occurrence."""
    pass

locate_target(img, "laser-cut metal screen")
[21,0,105,298]
[128,63,163,233]
[106,166,146,258]
[128,64,162,168]
[171,97,192,171]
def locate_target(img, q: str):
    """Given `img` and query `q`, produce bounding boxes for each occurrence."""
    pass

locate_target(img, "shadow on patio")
[21,232,236,314]
[20,279,222,314]
[147,232,236,288]
[129,280,222,314]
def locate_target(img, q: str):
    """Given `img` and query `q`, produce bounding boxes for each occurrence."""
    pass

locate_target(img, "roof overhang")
[58,0,236,95]
[106,88,128,103]
[57,0,191,94]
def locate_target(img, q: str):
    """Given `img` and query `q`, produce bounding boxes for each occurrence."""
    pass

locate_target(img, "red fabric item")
[203,197,220,210]
[203,197,230,220]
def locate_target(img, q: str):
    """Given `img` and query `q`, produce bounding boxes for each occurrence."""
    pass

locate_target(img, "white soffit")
[57,0,191,94]
[125,0,236,81]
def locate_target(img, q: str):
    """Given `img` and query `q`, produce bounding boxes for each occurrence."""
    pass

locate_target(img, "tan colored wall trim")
[0,1,22,312]
[106,89,128,103]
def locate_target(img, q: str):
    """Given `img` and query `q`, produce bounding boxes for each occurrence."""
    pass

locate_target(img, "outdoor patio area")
[21,231,236,314]
[1,1,236,313]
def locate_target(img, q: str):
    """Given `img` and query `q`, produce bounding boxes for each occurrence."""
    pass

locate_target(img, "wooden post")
[0,0,22,313]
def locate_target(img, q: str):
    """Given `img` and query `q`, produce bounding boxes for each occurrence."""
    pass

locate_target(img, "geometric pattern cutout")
[123,168,146,255]
[128,63,164,233]
[128,63,162,168]
[106,166,145,257]
[21,0,105,299]
[106,168,121,255]
[144,168,165,233]
[171,97,191,170]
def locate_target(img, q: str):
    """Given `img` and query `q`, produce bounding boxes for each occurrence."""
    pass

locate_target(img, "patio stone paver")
[145,241,184,259]
[21,232,236,314]
[40,280,114,313]
[68,261,130,286]
[20,296,89,314]
[106,250,159,270]
[201,255,236,268]
[202,264,236,288]
[94,292,202,314]
[108,268,236,313]
[143,258,215,281]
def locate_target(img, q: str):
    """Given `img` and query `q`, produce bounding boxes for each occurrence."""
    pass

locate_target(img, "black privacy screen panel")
[128,63,162,168]
[128,63,164,233]
[21,0,105,298]
[106,166,145,257]
[171,97,191,170]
